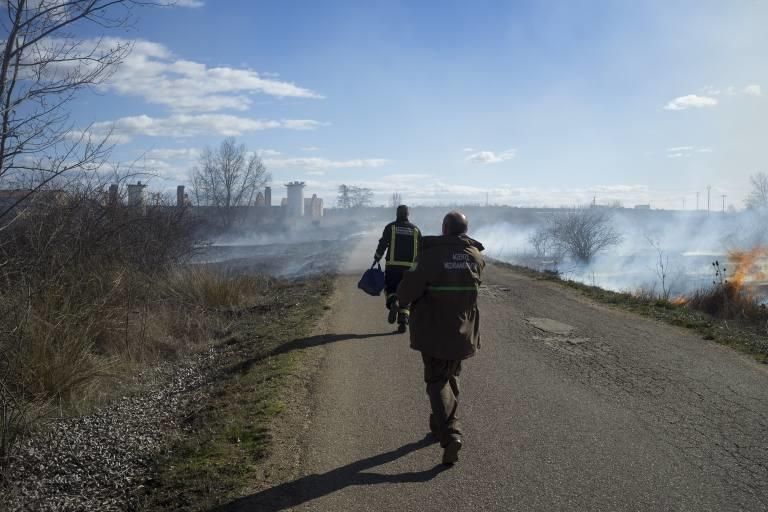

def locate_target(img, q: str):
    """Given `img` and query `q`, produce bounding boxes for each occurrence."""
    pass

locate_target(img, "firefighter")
[397,211,485,465]
[373,205,421,333]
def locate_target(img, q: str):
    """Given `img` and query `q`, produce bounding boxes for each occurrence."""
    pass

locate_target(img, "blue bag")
[358,262,386,296]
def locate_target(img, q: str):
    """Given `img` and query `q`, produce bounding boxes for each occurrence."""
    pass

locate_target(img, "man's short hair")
[443,210,468,235]
[396,204,409,219]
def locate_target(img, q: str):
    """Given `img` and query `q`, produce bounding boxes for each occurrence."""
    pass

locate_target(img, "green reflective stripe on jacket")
[387,260,416,267]
[389,225,397,263]
[428,285,479,291]
[413,228,419,261]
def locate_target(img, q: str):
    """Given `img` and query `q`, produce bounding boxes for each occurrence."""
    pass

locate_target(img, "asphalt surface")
[217,263,768,511]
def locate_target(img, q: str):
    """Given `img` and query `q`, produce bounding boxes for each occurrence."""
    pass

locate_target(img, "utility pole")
[721,194,727,212]
[682,198,686,210]
[696,191,700,210]
[707,185,711,212]
[486,192,489,207]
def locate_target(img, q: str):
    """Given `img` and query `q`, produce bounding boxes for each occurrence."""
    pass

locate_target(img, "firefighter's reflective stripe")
[387,260,416,267]
[386,225,418,267]
[427,285,479,291]
[389,225,397,263]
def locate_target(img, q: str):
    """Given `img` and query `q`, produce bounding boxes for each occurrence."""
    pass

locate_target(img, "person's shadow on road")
[208,435,447,512]
[222,332,398,376]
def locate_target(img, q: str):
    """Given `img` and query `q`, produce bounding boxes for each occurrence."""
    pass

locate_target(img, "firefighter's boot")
[386,295,398,324]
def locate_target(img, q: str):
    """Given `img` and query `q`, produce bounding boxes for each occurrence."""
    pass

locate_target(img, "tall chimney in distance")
[108,184,118,206]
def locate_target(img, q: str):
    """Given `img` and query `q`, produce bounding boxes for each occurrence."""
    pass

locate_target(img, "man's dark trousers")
[384,266,409,312]
[423,353,462,446]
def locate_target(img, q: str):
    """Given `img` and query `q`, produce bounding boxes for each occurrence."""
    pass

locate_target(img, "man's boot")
[387,296,398,324]
[397,310,409,333]
[442,438,463,465]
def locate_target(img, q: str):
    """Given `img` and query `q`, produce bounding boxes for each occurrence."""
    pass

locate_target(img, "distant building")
[127,181,147,208]
[0,189,66,213]
[634,204,651,210]
[254,191,265,207]
[304,194,324,219]
[286,181,305,218]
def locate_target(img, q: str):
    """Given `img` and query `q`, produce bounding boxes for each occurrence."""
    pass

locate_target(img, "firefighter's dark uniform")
[397,234,485,462]
[374,215,421,326]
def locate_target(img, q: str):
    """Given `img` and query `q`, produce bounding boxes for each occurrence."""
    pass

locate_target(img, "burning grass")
[686,281,767,323]
[682,249,768,323]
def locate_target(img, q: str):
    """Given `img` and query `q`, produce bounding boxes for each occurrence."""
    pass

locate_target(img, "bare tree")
[529,229,555,258]
[745,172,768,210]
[337,184,351,208]
[190,138,270,226]
[336,184,373,208]
[646,236,672,300]
[537,208,623,263]
[390,192,402,207]
[0,0,161,225]
[350,186,373,208]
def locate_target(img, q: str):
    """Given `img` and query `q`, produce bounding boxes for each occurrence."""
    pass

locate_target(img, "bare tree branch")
[190,138,271,227]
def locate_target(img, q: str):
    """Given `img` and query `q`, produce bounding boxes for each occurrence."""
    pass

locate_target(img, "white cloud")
[76,114,324,143]
[305,171,325,176]
[462,147,474,152]
[465,149,516,164]
[743,84,762,97]
[88,38,322,112]
[701,85,721,96]
[263,157,390,170]
[665,146,713,158]
[173,0,204,6]
[301,146,320,152]
[257,149,282,157]
[663,94,718,111]
[144,148,200,160]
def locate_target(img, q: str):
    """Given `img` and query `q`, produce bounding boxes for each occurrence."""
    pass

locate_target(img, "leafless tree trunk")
[537,208,623,263]
[190,137,270,227]
[746,172,768,210]
[0,0,166,225]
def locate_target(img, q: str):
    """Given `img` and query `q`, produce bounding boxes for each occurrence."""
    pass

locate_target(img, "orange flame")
[727,247,768,290]
[671,296,688,306]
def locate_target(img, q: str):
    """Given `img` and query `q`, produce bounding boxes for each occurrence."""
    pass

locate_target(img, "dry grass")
[163,266,272,310]
[0,187,280,480]
[687,282,768,323]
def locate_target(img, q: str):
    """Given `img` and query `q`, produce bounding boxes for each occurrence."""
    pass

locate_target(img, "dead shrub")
[687,282,767,323]
[163,266,272,310]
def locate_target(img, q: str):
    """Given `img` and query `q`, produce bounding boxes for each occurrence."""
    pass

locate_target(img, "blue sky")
[71,0,768,208]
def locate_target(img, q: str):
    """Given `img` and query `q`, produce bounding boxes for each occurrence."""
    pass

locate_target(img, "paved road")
[218,262,768,511]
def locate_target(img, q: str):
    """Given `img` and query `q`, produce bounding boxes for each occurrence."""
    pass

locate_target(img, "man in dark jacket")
[397,210,485,465]
[373,205,421,333]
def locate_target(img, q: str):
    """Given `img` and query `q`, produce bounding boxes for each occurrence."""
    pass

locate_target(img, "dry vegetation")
[0,183,277,481]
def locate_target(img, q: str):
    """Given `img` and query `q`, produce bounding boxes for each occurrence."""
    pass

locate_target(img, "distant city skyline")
[66,1,767,209]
